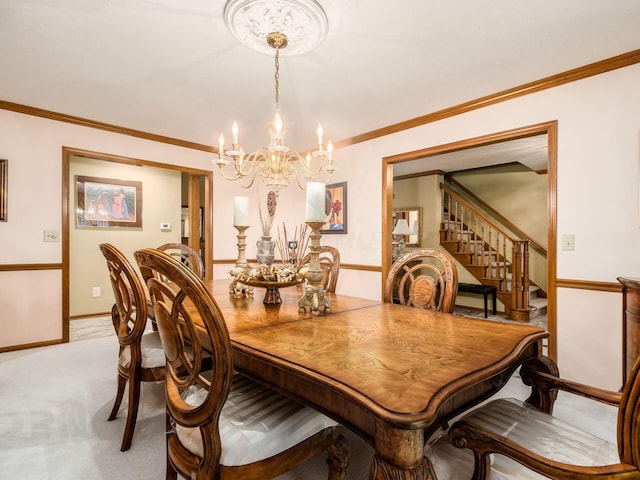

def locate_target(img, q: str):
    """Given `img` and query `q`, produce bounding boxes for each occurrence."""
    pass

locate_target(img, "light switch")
[160,222,171,231]
[561,234,575,251]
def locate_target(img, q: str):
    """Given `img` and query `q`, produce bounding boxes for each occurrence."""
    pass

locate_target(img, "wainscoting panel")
[0,268,62,350]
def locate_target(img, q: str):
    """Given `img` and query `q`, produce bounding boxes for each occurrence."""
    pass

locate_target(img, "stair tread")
[529,297,547,308]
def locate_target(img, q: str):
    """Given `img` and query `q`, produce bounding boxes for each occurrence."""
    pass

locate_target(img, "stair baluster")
[440,183,531,322]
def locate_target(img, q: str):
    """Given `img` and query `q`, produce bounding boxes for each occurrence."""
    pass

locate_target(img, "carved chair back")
[384,248,458,313]
[157,242,205,279]
[300,245,341,293]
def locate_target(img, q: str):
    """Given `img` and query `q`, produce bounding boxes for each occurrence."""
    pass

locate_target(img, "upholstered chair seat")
[424,350,640,480]
[175,374,339,465]
[427,397,619,480]
[118,331,166,370]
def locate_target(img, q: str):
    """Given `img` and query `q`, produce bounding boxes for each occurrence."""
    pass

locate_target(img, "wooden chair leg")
[165,411,177,480]
[326,432,350,480]
[108,373,127,421]
[120,371,141,451]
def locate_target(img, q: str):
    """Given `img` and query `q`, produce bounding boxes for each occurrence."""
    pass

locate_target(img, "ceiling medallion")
[223,0,328,56]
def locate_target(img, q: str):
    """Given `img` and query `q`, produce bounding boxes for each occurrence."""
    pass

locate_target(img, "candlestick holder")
[298,221,331,316]
[229,225,253,297]
[234,225,249,269]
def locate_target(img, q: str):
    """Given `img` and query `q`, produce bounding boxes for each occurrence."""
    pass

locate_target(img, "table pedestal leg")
[521,356,560,414]
[369,427,435,480]
[370,456,435,480]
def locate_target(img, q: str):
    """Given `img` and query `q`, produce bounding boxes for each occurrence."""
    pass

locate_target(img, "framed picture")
[321,181,347,234]
[76,175,142,228]
[0,159,6,222]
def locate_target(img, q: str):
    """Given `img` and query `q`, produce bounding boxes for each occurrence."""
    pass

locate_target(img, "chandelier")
[215,0,334,191]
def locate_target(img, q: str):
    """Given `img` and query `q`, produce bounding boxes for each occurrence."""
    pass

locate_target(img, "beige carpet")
[0,334,375,479]
[0,328,615,479]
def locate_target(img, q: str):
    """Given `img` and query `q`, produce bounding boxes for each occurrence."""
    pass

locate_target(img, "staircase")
[528,285,547,320]
[440,183,547,322]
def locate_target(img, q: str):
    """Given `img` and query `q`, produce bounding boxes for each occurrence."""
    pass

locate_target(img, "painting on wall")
[0,159,6,222]
[321,181,347,234]
[76,175,142,228]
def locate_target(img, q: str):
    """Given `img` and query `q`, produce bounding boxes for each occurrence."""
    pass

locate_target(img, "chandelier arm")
[234,150,267,177]
[282,152,301,178]
[239,174,258,189]
[216,164,243,181]
[293,173,307,190]
[250,149,277,178]
[294,152,329,178]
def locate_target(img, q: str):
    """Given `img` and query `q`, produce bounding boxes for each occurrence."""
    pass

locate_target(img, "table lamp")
[392,219,411,257]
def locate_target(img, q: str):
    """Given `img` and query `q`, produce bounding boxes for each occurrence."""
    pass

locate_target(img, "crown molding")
[1,49,639,152]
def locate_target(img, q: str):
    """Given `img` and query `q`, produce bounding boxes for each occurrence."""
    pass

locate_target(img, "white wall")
[0,108,361,347]
[1,62,639,391]
[332,63,640,390]
[0,110,212,347]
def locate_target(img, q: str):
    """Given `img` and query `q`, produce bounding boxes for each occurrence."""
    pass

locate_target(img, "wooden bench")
[457,283,497,318]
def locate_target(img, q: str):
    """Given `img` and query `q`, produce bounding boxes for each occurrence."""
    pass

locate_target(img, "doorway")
[61,147,213,342]
[381,121,557,360]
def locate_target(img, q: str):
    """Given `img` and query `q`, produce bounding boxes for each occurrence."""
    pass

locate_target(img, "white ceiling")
[1,1,639,169]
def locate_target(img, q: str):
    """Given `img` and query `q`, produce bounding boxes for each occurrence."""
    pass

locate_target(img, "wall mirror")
[392,207,421,246]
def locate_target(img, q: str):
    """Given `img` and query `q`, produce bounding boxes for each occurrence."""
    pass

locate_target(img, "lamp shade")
[392,219,411,235]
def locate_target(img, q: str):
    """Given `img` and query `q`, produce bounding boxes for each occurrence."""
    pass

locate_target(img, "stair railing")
[441,183,530,318]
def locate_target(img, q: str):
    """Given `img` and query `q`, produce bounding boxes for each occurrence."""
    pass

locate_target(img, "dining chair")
[384,248,458,313]
[99,243,166,452]
[426,357,640,479]
[300,245,341,293]
[134,247,349,480]
[157,242,205,279]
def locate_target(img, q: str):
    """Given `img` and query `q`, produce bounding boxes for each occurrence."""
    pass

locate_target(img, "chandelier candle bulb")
[305,182,325,222]
[232,121,239,145]
[234,196,249,226]
[317,124,323,147]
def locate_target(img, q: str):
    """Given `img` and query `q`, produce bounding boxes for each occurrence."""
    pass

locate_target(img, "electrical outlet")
[561,234,575,251]
[43,230,59,242]
[92,287,101,298]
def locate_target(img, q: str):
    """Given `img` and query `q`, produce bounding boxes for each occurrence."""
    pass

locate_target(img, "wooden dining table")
[203,278,548,480]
